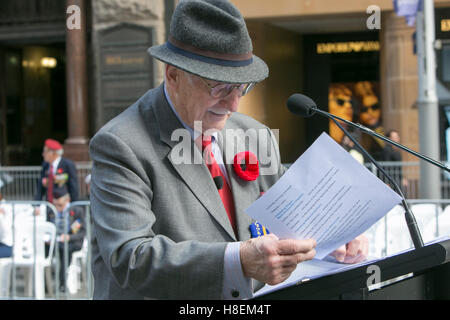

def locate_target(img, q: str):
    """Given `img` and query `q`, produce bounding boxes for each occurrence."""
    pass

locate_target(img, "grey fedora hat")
[148,0,268,84]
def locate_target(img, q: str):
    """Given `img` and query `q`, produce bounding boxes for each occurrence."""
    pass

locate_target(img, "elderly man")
[89,0,367,300]
[35,139,79,203]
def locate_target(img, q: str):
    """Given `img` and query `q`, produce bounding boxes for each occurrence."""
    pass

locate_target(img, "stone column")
[380,11,419,157]
[64,0,90,162]
[380,11,420,195]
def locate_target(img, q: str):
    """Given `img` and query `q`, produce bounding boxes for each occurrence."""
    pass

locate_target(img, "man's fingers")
[348,236,369,264]
[346,237,360,257]
[241,235,318,285]
[334,235,369,264]
[331,245,346,262]
[278,248,316,268]
[276,238,316,255]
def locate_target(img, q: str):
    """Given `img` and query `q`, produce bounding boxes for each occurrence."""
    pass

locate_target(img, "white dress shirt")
[49,156,62,174]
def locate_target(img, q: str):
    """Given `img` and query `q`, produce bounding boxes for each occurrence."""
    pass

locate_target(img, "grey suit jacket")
[89,84,286,299]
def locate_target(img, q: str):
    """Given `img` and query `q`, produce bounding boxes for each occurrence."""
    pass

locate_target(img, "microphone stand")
[328,116,424,249]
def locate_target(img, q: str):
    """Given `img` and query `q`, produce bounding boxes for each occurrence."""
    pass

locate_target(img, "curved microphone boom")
[287,93,424,249]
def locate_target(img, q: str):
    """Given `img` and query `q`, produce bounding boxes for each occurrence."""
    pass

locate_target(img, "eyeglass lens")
[210,82,255,98]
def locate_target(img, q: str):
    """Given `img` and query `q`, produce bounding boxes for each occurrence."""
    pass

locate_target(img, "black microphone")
[287,94,318,118]
[287,93,424,249]
[213,176,224,190]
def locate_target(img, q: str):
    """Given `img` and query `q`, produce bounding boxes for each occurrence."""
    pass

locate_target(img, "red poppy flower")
[57,168,63,174]
[233,151,259,181]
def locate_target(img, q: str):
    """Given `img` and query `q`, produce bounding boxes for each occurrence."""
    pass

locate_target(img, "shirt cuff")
[222,242,253,300]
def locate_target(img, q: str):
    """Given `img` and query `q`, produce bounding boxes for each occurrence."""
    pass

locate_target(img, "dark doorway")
[0,44,67,165]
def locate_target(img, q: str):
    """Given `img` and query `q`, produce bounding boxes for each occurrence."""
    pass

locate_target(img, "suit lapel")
[152,85,237,241]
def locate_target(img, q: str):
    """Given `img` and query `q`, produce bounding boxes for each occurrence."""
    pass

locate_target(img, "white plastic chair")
[424,205,450,242]
[374,205,414,256]
[0,259,12,297]
[411,203,443,243]
[67,237,88,294]
[1,219,56,299]
[364,217,385,258]
[438,205,450,238]
[0,203,46,222]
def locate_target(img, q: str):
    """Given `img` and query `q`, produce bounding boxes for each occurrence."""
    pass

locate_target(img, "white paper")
[246,132,402,259]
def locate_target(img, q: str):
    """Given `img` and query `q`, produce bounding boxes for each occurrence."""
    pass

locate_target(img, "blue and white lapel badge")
[249,221,270,238]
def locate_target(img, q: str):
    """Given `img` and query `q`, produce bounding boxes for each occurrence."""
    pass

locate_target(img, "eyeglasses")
[335,98,352,106]
[361,103,380,113]
[199,77,256,99]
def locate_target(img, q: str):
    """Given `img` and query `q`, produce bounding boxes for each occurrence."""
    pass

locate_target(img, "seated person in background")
[47,186,86,292]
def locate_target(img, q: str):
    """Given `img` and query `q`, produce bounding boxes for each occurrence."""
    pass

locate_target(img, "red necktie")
[202,136,237,235]
[47,164,54,203]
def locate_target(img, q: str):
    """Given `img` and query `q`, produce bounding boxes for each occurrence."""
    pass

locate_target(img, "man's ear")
[165,64,179,89]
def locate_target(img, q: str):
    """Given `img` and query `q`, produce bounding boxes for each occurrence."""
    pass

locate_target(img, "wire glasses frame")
[198,77,256,99]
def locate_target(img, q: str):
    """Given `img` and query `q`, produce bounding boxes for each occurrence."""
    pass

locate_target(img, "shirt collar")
[163,82,218,143]
[51,156,61,169]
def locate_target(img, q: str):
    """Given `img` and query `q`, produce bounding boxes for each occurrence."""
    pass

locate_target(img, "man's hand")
[58,234,70,242]
[240,233,316,285]
[330,234,368,264]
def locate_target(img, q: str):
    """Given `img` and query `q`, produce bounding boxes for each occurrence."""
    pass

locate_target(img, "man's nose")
[221,90,240,112]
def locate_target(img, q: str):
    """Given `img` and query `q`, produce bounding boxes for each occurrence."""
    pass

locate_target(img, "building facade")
[0,0,175,165]
[1,0,450,167]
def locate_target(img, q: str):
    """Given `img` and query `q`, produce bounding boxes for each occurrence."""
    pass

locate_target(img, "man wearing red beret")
[34,139,79,203]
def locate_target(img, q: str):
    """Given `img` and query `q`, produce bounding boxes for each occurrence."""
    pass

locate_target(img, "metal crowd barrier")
[0,163,92,201]
[364,199,450,258]
[365,161,450,199]
[0,200,92,300]
[0,161,449,200]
